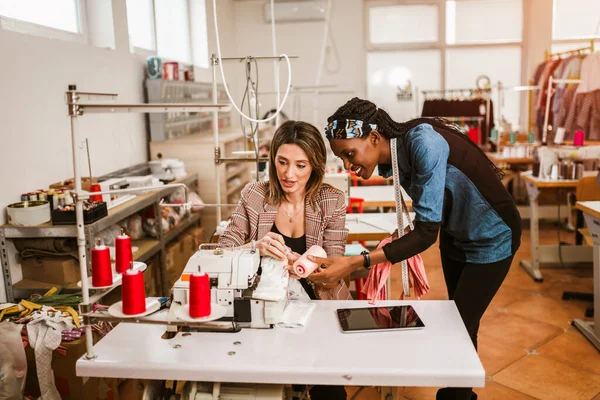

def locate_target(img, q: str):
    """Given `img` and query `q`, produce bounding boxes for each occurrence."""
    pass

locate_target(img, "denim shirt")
[379,124,513,264]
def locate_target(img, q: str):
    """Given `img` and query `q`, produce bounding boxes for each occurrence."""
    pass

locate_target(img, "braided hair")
[327,97,504,179]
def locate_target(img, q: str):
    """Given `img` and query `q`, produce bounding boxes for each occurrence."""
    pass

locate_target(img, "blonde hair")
[267,121,327,208]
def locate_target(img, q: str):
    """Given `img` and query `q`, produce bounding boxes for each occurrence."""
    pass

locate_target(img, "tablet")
[336,305,425,333]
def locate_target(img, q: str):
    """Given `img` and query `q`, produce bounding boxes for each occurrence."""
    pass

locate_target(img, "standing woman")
[309,98,521,400]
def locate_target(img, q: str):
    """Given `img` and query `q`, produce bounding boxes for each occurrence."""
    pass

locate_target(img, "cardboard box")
[145,256,160,297]
[166,240,184,289]
[25,336,118,400]
[21,257,80,286]
[49,177,96,192]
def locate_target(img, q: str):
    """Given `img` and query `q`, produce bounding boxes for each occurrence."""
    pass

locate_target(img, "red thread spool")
[122,268,146,315]
[91,243,112,287]
[189,272,211,318]
[115,232,133,273]
[89,183,103,203]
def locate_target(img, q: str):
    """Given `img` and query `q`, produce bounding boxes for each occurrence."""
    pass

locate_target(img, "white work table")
[574,201,600,351]
[77,300,484,389]
[519,171,594,282]
[346,212,415,242]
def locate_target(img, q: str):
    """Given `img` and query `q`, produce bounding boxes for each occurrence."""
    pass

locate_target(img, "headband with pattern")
[324,119,378,139]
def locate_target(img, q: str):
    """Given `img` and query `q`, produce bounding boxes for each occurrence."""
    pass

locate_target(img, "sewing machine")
[537,145,600,179]
[170,245,285,330]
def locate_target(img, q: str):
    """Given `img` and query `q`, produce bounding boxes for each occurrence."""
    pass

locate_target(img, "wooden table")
[486,153,534,166]
[519,172,594,282]
[573,201,600,351]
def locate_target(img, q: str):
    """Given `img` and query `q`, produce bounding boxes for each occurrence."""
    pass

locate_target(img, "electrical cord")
[239,57,260,139]
[212,0,292,123]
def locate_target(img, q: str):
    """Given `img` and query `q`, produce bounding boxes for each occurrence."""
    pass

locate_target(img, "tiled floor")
[348,222,599,399]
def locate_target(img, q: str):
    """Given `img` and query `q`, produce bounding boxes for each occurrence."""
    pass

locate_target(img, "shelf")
[133,239,162,263]
[226,180,248,197]
[12,279,80,300]
[164,212,201,243]
[226,166,246,180]
[0,173,198,238]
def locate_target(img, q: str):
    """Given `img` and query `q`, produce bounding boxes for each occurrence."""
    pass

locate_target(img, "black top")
[270,224,317,300]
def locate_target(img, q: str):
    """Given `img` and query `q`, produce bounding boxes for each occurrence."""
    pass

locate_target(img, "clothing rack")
[544,40,594,61]
[541,76,584,144]
[421,88,492,146]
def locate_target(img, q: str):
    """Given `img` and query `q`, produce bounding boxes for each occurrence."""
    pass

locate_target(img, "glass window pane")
[126,0,155,51]
[155,0,191,64]
[446,46,521,128]
[446,0,522,44]
[553,0,600,40]
[367,50,442,122]
[190,0,209,68]
[0,0,79,33]
[369,5,438,44]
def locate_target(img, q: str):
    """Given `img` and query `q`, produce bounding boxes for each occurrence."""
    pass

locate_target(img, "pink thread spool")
[293,245,327,278]
[574,130,585,146]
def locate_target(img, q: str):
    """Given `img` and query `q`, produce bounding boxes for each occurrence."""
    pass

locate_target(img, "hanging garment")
[421,99,494,144]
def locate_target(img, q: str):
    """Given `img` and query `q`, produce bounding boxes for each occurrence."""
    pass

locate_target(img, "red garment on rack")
[467,127,481,145]
[361,236,430,304]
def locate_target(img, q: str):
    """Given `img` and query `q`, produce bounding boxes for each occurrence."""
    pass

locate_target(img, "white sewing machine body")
[537,145,600,179]
[171,246,284,329]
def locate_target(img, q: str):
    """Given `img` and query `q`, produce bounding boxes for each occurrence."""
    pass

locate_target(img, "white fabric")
[253,257,289,302]
[27,319,63,400]
[577,53,600,93]
[276,301,316,328]
[287,279,311,302]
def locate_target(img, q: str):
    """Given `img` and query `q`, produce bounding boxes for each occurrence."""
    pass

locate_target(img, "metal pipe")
[542,75,554,145]
[212,55,222,224]
[68,88,96,360]
[217,55,298,61]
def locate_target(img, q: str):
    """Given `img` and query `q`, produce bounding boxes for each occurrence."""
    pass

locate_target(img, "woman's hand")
[284,252,302,279]
[257,232,289,261]
[307,255,360,285]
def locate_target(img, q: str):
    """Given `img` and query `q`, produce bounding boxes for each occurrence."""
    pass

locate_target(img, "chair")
[564,175,599,318]
[345,196,368,299]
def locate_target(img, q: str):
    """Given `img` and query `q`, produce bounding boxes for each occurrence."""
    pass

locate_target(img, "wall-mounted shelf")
[0,173,200,303]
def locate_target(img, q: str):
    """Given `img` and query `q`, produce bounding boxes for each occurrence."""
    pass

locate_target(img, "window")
[0,0,80,33]
[366,0,525,128]
[155,0,192,64]
[446,46,522,126]
[369,4,438,45]
[446,0,522,44]
[126,0,155,51]
[553,0,600,40]
[367,50,442,121]
[190,0,209,68]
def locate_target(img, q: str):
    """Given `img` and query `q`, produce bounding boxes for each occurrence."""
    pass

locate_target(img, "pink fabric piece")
[361,236,430,304]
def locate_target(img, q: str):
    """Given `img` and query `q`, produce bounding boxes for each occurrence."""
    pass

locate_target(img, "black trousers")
[436,250,513,400]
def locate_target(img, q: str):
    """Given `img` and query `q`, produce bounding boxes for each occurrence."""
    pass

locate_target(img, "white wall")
[0,0,237,302]
[231,0,365,127]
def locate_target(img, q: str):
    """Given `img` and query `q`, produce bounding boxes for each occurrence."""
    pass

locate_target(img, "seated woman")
[219,120,350,400]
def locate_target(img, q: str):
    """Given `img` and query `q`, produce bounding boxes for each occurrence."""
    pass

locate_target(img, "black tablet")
[336,305,425,333]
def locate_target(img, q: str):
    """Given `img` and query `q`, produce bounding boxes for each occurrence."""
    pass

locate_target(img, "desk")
[350,186,412,209]
[346,212,414,242]
[573,201,600,351]
[486,153,534,166]
[77,300,484,392]
[519,172,594,282]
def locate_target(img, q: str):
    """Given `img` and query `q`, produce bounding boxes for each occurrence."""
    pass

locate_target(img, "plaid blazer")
[219,181,352,300]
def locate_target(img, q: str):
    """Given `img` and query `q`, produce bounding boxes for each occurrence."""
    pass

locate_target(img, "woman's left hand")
[307,255,357,285]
